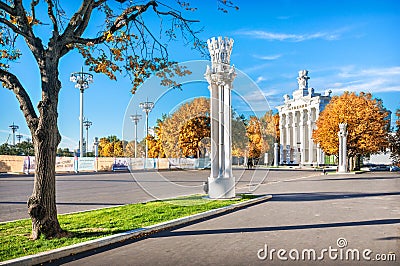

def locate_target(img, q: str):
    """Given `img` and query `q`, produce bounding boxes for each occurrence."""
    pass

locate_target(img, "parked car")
[369,165,390,171]
[390,165,400,172]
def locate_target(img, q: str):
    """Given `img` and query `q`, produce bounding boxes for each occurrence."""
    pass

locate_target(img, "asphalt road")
[0,167,305,222]
[51,170,399,266]
[1,169,399,265]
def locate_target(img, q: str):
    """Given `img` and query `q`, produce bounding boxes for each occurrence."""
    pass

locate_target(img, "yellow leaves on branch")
[246,116,268,158]
[245,112,277,158]
[0,49,21,60]
[0,46,22,68]
[9,15,39,26]
[98,136,124,157]
[179,116,210,158]
[76,45,120,81]
[313,91,389,157]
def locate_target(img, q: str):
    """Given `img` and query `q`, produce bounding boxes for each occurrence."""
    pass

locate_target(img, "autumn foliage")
[159,97,210,158]
[179,116,210,157]
[313,92,389,160]
[98,135,125,157]
[245,112,276,159]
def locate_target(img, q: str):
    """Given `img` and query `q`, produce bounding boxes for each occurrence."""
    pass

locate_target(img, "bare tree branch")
[0,1,16,16]
[30,0,40,23]
[72,2,96,37]
[64,1,157,47]
[0,69,39,131]
[61,0,94,39]
[0,17,28,37]
[5,0,46,63]
[44,0,59,35]
[151,3,199,23]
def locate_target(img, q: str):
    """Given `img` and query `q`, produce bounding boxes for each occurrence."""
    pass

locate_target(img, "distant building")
[276,70,332,165]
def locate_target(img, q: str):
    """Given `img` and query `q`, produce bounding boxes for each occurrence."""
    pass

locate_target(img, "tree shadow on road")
[153,218,400,238]
[316,175,400,182]
[270,191,400,202]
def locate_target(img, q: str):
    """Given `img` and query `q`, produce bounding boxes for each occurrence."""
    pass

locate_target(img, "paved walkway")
[50,171,399,265]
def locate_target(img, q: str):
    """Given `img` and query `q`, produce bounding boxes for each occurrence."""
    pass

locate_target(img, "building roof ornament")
[297,70,310,90]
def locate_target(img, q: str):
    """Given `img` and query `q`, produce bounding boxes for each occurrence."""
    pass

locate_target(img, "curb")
[1,194,272,266]
[327,170,367,175]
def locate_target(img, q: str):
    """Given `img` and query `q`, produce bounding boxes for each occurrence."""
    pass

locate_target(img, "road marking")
[266,173,321,185]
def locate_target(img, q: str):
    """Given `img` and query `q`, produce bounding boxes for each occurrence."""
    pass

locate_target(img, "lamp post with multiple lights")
[83,119,92,156]
[139,100,154,165]
[130,113,142,158]
[9,122,19,146]
[16,134,23,144]
[70,67,93,158]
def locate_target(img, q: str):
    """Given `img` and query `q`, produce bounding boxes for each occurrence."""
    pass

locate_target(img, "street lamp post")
[130,113,142,158]
[83,119,93,156]
[297,142,301,168]
[70,67,93,158]
[93,137,99,172]
[16,134,23,144]
[9,122,19,146]
[139,100,154,167]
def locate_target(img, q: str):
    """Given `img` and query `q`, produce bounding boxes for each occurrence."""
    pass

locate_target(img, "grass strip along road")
[0,194,256,262]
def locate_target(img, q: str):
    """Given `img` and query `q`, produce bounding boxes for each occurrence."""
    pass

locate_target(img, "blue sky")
[1,0,399,150]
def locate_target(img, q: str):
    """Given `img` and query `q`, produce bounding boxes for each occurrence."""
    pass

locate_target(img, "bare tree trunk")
[27,62,68,239]
[28,129,67,239]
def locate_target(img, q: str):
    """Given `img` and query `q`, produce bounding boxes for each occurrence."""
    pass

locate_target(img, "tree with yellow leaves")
[124,140,144,158]
[313,92,389,170]
[246,116,268,159]
[273,113,280,143]
[245,112,277,162]
[179,116,210,157]
[159,97,210,158]
[98,135,125,157]
[147,118,166,158]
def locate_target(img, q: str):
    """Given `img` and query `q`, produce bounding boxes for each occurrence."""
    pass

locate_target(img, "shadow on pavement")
[316,175,400,181]
[270,191,400,202]
[0,201,124,206]
[153,218,400,238]
[46,217,400,265]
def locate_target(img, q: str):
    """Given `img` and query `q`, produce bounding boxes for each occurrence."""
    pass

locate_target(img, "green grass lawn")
[0,194,255,262]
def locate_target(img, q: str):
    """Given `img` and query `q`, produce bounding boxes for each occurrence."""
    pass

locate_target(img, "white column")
[308,109,314,165]
[292,112,297,164]
[285,114,291,163]
[299,110,305,165]
[279,115,285,164]
[210,84,219,178]
[315,108,321,166]
[338,123,348,173]
[343,130,348,171]
[224,84,232,178]
[316,144,322,166]
[218,84,225,177]
[274,143,279,167]
[204,36,236,198]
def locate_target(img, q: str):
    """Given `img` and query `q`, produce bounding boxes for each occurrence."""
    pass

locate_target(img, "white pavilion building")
[276,70,332,166]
